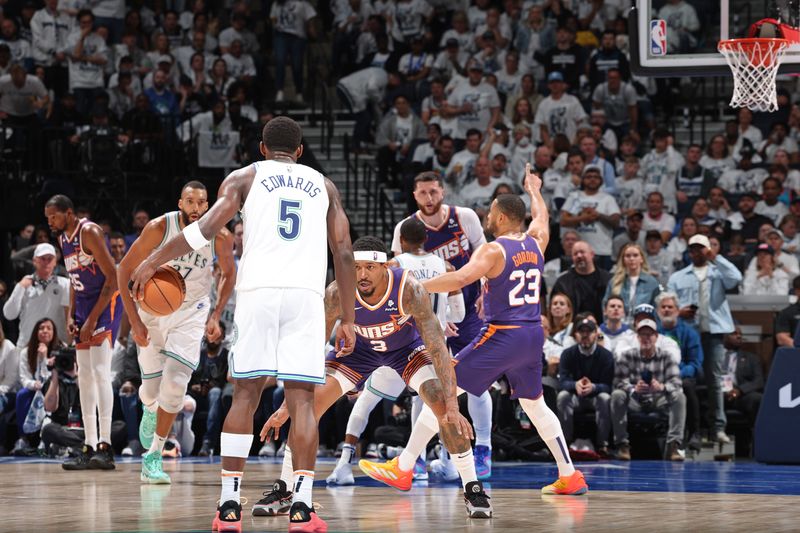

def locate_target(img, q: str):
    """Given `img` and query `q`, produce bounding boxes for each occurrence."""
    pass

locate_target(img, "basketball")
[139,266,186,316]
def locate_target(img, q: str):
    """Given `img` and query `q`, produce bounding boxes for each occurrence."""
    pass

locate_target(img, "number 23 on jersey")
[508,269,541,306]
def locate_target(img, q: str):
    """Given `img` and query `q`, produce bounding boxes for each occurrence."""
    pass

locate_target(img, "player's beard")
[180,210,197,227]
[357,286,375,298]
[418,199,442,217]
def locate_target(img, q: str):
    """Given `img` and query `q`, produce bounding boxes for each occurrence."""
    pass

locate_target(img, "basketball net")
[718,38,789,112]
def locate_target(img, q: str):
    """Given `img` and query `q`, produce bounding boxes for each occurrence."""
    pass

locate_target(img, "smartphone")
[641,369,653,384]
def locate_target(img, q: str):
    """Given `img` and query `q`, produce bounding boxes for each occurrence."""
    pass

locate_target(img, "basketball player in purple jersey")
[363,165,589,496]
[258,236,492,519]
[45,195,122,471]
[391,172,495,479]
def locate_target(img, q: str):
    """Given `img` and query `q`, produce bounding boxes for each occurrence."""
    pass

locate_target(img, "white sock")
[398,404,440,471]
[468,391,493,449]
[293,470,314,507]
[519,397,575,477]
[149,432,167,454]
[220,469,243,504]
[410,396,426,463]
[337,443,355,467]
[280,445,293,485]
[451,448,478,489]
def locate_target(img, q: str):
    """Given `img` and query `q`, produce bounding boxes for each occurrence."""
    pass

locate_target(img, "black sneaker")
[212,500,241,531]
[252,479,293,516]
[288,501,326,531]
[88,442,116,470]
[197,440,212,457]
[62,445,94,470]
[464,481,493,518]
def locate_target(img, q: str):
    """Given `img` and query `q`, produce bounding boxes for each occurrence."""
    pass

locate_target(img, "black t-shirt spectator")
[42,375,81,426]
[537,44,587,90]
[778,302,800,341]
[558,344,615,394]
[740,213,774,243]
[588,49,630,88]
[551,268,612,321]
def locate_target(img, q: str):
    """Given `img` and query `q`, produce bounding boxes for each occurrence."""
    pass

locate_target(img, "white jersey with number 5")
[237,159,330,296]
[394,252,448,330]
[161,211,214,303]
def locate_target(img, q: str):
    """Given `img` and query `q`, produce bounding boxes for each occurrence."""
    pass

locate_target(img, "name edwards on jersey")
[259,172,322,198]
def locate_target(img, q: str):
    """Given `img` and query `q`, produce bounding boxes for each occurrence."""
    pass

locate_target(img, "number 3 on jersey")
[278,199,302,241]
[508,269,541,306]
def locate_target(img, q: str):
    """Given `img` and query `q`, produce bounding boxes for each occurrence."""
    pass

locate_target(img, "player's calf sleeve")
[519,397,575,477]
[468,391,493,448]
[89,343,113,443]
[398,404,439,471]
[77,348,99,448]
[345,387,382,438]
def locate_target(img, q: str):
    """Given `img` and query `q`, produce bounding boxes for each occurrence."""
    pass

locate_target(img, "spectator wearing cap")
[63,10,109,117]
[612,317,686,461]
[776,275,800,348]
[613,211,646,261]
[755,227,800,278]
[579,134,616,195]
[604,242,661,323]
[397,36,433,101]
[727,192,774,244]
[656,291,704,451]
[667,234,741,444]
[222,39,256,85]
[742,243,790,295]
[557,314,615,455]
[641,128,684,214]
[717,142,769,195]
[534,71,587,147]
[269,0,317,103]
[444,61,501,138]
[144,68,179,120]
[2,243,71,347]
[536,26,586,91]
[560,164,621,268]
[552,240,612,321]
[431,39,468,82]
[600,296,636,354]
[591,68,637,142]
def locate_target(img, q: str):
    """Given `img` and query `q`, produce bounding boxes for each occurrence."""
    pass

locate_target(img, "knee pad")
[158,360,193,414]
[139,377,160,408]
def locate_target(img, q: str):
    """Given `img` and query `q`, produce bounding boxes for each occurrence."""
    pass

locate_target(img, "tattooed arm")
[402,274,472,437]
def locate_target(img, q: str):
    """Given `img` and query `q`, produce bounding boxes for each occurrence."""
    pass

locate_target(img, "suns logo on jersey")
[354,315,413,339]
[430,232,469,262]
[63,251,95,273]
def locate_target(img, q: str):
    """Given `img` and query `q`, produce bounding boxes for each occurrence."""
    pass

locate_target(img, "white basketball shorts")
[138,298,210,378]
[229,287,325,384]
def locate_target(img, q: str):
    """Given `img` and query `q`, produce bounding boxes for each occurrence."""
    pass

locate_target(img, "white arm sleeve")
[455,206,487,250]
[447,292,465,323]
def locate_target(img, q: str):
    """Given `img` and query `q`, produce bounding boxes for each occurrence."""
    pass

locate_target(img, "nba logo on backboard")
[651,19,667,55]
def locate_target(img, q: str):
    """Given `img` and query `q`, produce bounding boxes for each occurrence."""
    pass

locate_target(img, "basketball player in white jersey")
[325,218,465,485]
[130,117,356,533]
[117,181,236,484]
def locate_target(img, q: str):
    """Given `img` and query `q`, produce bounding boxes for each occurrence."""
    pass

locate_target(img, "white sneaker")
[259,441,276,457]
[275,90,284,102]
[276,442,286,457]
[716,431,731,444]
[430,457,459,481]
[326,463,355,485]
[122,446,133,457]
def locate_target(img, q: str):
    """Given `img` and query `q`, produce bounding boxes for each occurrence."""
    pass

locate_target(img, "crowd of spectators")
[0,0,795,463]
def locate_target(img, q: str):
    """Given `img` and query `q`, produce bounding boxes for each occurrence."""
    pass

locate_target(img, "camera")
[53,347,77,373]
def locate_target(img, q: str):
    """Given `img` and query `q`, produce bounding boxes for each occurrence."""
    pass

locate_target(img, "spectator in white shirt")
[456,155,515,215]
[743,243,790,295]
[535,71,587,147]
[699,134,736,181]
[219,13,260,55]
[658,0,700,53]
[174,30,215,77]
[755,177,790,225]
[375,94,426,186]
[64,9,108,116]
[641,128,684,213]
[176,99,231,143]
[0,18,33,71]
[443,59,502,137]
[643,191,676,244]
[223,39,256,82]
[439,11,474,55]
[494,49,524,103]
[270,0,317,103]
[749,228,800,280]
[31,0,73,95]
[759,122,800,163]
[0,64,50,122]
[736,108,763,146]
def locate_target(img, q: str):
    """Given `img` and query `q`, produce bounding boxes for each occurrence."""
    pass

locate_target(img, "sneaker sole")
[466,507,493,519]
[61,464,92,471]
[140,473,172,484]
[212,520,242,532]
[252,505,290,517]
[541,486,589,495]
[88,460,116,470]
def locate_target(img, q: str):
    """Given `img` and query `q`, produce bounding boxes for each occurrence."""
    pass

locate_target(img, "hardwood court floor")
[3,458,800,533]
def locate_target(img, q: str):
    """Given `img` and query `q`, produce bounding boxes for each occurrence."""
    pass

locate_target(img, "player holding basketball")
[325,218,465,485]
[45,195,122,470]
[258,236,492,518]
[361,165,589,496]
[130,117,356,533]
[391,172,494,479]
[116,181,236,484]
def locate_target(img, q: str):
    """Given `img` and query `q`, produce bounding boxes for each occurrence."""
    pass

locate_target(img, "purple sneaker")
[474,445,492,480]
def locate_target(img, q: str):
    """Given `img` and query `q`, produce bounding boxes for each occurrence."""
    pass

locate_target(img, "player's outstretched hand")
[335,321,355,358]
[524,163,542,196]
[130,259,157,302]
[260,406,290,442]
[442,401,474,440]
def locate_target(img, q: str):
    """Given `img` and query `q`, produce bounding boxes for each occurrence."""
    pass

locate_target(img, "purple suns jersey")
[411,205,480,309]
[483,235,544,324]
[354,268,420,353]
[60,219,108,321]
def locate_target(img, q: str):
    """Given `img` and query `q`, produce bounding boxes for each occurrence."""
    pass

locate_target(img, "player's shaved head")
[399,219,427,247]
[181,180,207,195]
[262,116,302,153]
[45,194,74,213]
[494,194,526,223]
[353,236,388,254]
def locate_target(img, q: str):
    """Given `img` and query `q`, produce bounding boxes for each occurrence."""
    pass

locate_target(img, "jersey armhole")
[397,270,410,316]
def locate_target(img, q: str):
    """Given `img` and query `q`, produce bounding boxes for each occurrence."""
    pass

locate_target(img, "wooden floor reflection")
[4,461,798,532]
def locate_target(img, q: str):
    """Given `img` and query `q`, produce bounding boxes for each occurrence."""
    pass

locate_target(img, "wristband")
[183,221,209,251]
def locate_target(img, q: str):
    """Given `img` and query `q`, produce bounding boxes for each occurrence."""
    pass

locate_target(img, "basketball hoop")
[718,38,789,112]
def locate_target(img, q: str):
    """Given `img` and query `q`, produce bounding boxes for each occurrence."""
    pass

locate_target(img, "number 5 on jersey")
[508,269,541,306]
[278,199,302,240]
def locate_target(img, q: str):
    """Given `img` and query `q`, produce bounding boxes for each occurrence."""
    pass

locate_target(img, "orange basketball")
[139,266,186,316]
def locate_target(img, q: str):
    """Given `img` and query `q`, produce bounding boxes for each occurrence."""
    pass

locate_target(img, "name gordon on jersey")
[355,316,413,339]
[260,175,322,197]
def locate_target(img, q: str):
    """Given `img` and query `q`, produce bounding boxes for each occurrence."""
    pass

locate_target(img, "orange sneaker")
[211,500,242,532]
[288,502,327,533]
[358,457,413,491]
[541,470,588,495]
